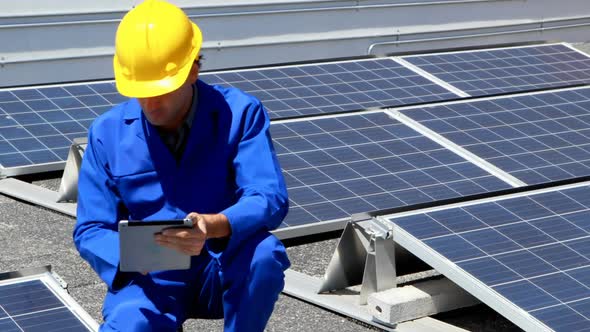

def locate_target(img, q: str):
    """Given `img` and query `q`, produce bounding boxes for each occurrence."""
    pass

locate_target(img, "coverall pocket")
[115,170,166,218]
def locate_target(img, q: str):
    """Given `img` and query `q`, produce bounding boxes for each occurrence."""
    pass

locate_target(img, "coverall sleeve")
[73,127,129,290]
[221,99,288,249]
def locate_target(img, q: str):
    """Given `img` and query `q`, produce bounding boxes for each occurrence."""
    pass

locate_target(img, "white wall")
[1,0,589,87]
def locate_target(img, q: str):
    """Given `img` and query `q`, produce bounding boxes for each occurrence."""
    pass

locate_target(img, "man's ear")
[189,61,199,82]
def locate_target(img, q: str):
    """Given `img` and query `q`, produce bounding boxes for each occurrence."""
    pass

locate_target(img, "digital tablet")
[118,218,193,272]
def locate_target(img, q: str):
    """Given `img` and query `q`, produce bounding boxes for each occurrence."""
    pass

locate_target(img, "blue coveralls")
[73,80,291,331]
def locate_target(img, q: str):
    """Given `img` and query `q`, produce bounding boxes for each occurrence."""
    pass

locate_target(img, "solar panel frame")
[383,181,590,332]
[0,267,98,332]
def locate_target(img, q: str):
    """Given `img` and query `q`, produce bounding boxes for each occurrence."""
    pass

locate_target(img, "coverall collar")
[122,80,215,140]
[134,80,217,168]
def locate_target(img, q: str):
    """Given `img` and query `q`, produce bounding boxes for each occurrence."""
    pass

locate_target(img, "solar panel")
[200,58,459,119]
[402,44,590,96]
[0,57,460,176]
[0,82,124,175]
[3,44,586,177]
[400,87,590,185]
[387,183,590,331]
[0,269,97,331]
[272,111,512,229]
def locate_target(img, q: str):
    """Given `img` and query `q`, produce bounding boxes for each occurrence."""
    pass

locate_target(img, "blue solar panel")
[272,112,511,228]
[401,87,590,185]
[403,44,590,96]
[0,58,460,174]
[0,279,91,331]
[2,44,587,177]
[391,184,590,331]
[0,82,122,171]
[201,58,458,119]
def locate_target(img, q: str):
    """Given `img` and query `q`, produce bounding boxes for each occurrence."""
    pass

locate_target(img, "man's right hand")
[154,213,208,256]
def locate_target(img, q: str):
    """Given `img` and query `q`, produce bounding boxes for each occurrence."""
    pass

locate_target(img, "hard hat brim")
[114,22,203,98]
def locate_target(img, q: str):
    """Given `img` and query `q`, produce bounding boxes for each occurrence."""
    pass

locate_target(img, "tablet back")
[118,219,192,272]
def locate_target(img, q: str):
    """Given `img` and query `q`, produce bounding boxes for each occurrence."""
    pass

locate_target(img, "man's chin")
[144,113,165,126]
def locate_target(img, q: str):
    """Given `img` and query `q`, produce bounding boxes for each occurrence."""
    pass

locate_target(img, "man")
[73,1,290,331]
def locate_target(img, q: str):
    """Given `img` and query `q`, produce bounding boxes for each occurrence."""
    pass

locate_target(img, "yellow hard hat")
[113,0,202,98]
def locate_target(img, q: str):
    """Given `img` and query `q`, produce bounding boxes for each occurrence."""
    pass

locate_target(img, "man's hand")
[154,213,207,256]
[153,212,231,258]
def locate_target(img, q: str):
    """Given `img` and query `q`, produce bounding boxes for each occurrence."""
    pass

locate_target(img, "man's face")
[138,62,199,131]
[138,84,191,131]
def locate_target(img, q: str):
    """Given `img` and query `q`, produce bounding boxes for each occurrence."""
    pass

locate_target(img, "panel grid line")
[0,304,25,332]
[10,91,67,163]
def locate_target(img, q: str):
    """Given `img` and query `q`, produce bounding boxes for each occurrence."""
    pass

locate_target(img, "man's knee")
[102,283,181,332]
[249,234,290,290]
[102,299,153,332]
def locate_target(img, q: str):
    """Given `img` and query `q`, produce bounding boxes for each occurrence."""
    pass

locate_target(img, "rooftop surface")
[1,42,589,332]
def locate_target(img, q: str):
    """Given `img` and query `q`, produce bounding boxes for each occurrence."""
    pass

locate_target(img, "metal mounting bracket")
[57,137,87,203]
[318,217,396,304]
